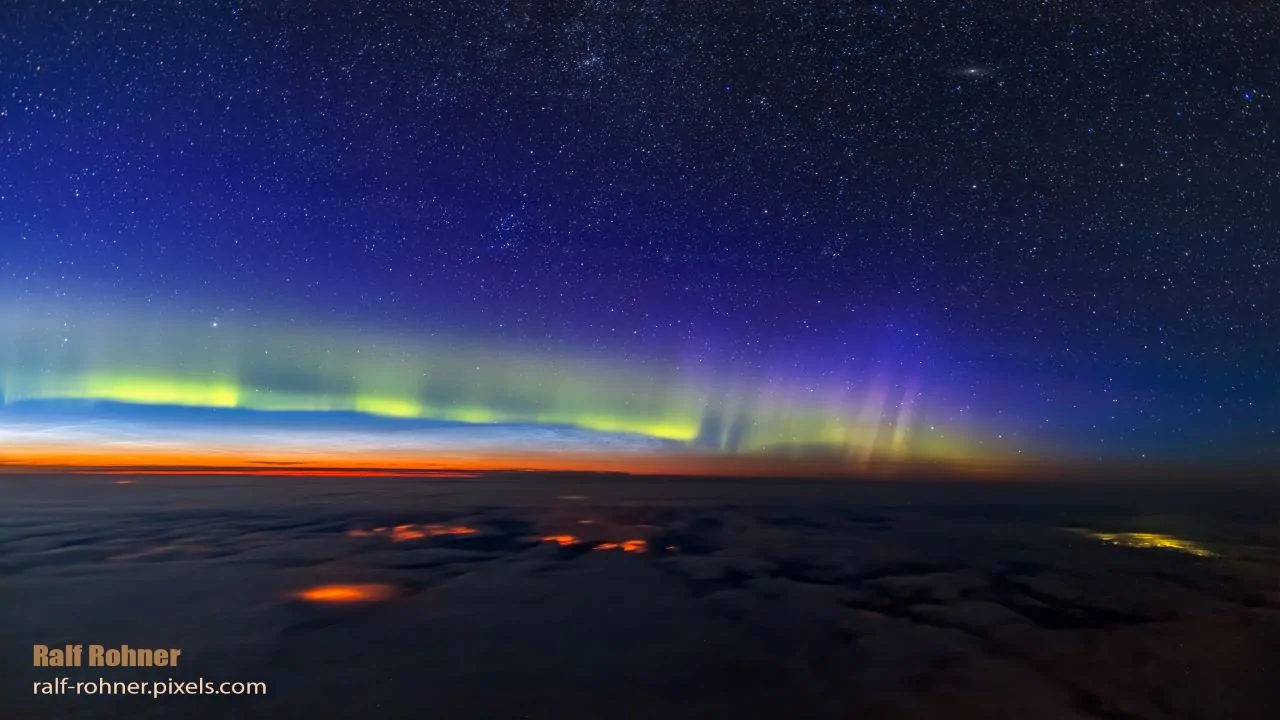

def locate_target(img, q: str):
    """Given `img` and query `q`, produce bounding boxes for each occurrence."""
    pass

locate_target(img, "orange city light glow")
[294,583,397,604]
[594,539,647,553]
[541,535,582,546]
[346,524,477,542]
[541,536,647,551]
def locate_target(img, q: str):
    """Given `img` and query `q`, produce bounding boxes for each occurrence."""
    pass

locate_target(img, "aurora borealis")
[0,299,1001,474]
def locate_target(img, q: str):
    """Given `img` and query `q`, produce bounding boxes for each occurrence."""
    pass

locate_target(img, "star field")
[1,0,1276,465]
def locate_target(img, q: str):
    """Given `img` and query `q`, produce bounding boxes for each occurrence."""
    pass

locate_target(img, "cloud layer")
[3,474,1279,719]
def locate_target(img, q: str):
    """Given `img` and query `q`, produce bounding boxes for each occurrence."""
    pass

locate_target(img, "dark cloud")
[2,475,1279,719]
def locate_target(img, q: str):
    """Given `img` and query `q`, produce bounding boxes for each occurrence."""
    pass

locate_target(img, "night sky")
[1,1,1276,470]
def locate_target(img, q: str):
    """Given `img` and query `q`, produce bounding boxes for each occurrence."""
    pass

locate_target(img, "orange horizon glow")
[5,436,1250,484]
[54,468,482,478]
[0,444,1040,481]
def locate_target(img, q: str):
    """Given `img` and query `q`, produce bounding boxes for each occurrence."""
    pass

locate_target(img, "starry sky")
[1,0,1276,472]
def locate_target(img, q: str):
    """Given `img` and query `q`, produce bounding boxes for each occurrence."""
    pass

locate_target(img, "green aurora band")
[0,302,995,464]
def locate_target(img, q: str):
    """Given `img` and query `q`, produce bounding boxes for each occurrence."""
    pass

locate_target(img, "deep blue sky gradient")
[2,0,1276,464]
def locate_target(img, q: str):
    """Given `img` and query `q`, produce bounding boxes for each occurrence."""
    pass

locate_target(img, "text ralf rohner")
[33,645,182,667]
